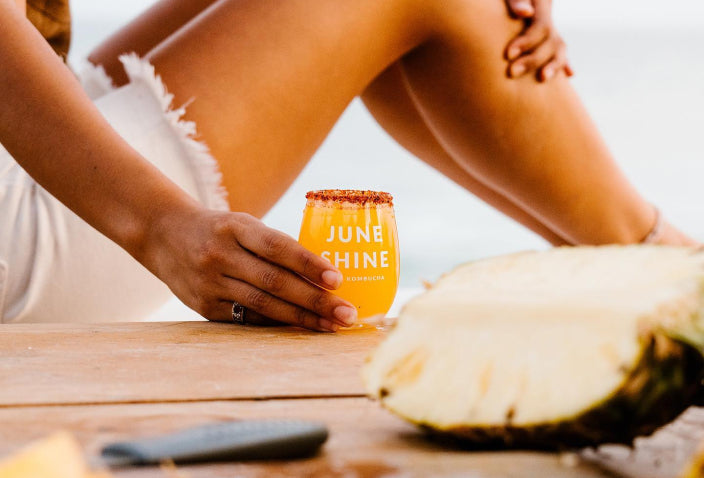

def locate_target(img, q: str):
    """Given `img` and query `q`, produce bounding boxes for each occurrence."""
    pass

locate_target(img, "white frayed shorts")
[0,55,228,323]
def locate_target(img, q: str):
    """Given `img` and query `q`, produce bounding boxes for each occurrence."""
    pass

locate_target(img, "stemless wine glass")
[298,190,400,328]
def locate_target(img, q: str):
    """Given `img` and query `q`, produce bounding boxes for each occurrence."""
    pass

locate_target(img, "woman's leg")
[143,0,436,217]
[132,0,692,244]
[361,63,570,246]
[393,2,694,245]
[90,0,568,245]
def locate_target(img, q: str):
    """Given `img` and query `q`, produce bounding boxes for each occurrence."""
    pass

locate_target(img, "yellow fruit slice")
[0,432,111,478]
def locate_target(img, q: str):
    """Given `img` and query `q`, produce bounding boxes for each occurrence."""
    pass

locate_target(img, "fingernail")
[319,319,339,332]
[543,66,554,80]
[507,46,521,60]
[514,1,534,16]
[511,63,526,77]
[322,270,343,289]
[334,305,357,326]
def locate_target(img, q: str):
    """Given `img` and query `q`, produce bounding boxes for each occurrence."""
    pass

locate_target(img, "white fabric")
[0,56,228,323]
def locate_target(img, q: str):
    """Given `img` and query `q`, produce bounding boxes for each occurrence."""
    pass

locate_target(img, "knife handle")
[100,419,328,466]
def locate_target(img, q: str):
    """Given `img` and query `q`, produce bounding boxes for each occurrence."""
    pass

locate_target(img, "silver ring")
[231,301,247,325]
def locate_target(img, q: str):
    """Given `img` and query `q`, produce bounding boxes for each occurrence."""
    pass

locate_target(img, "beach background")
[67,0,704,319]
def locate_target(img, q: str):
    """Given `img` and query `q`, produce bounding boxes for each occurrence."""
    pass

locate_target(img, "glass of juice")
[298,190,400,328]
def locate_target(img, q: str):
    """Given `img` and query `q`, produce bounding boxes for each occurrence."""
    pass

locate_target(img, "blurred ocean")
[66,1,704,318]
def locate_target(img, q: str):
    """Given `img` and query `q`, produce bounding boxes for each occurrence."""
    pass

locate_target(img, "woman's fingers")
[504,0,570,82]
[211,278,339,332]
[538,41,568,82]
[505,16,550,61]
[238,309,285,327]
[509,35,558,79]
[234,214,343,290]
[224,250,357,327]
[564,62,575,77]
[505,0,535,19]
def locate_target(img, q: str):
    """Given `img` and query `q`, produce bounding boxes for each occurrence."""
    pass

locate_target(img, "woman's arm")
[0,2,356,331]
[0,2,195,256]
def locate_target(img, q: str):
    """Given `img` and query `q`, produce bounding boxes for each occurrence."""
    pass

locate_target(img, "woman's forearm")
[0,4,200,260]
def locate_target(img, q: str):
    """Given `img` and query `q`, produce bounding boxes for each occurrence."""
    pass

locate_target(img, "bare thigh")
[145,0,431,217]
[141,0,688,244]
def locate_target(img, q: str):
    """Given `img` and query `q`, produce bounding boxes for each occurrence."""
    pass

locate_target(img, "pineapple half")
[363,246,704,449]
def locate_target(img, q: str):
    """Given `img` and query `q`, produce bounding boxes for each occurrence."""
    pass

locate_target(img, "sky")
[70,0,704,30]
[552,0,704,29]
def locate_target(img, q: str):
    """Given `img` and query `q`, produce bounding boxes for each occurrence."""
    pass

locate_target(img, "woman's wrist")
[122,188,205,271]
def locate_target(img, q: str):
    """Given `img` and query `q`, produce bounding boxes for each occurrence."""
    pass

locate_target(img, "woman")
[0,0,697,330]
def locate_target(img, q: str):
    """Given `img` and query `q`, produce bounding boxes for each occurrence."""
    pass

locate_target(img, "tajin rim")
[305,189,394,206]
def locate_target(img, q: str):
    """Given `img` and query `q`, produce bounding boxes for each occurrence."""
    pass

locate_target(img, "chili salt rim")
[306,190,394,207]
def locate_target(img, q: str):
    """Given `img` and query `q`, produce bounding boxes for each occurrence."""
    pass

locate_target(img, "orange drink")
[299,190,400,328]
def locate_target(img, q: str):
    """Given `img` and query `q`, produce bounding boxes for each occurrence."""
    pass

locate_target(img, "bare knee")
[421,0,522,43]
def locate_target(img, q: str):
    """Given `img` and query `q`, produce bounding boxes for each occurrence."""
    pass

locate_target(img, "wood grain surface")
[0,398,611,478]
[1,321,702,477]
[0,322,384,406]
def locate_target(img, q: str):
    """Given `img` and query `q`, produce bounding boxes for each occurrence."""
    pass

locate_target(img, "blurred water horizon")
[64,1,704,317]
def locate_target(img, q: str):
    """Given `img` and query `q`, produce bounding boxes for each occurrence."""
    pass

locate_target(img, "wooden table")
[0,322,701,477]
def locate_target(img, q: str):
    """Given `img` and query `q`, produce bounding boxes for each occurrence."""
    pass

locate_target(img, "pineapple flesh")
[363,246,704,448]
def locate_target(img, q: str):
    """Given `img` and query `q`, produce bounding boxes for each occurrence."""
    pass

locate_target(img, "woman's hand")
[504,0,574,82]
[143,206,358,332]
